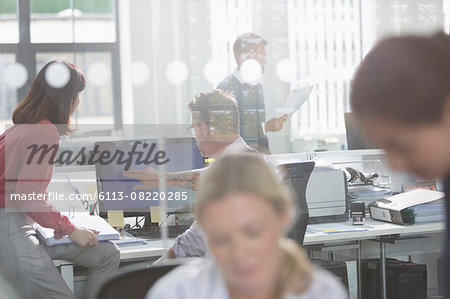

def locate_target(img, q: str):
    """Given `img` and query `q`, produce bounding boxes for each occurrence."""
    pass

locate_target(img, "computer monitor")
[344,112,376,150]
[277,161,315,245]
[95,137,204,218]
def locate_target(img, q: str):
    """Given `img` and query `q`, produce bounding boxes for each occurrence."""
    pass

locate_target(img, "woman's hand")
[123,167,161,190]
[68,226,99,247]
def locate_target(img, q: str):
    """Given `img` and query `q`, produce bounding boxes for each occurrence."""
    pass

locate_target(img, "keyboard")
[124,224,191,239]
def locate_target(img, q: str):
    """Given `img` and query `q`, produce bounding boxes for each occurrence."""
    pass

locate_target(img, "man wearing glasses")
[123,89,256,259]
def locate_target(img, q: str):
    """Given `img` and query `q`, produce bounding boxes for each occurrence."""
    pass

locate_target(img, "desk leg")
[60,264,74,293]
[328,251,336,261]
[357,240,361,299]
[380,242,386,299]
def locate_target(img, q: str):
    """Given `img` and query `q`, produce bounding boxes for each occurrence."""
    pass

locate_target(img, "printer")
[267,154,349,224]
[306,166,349,223]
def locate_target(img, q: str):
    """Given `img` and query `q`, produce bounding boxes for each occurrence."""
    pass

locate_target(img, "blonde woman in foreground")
[147,153,347,299]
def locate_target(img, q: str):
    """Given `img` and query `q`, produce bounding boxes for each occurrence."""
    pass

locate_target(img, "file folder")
[369,189,445,224]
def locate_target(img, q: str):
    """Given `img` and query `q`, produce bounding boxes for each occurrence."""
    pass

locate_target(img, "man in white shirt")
[123,89,257,259]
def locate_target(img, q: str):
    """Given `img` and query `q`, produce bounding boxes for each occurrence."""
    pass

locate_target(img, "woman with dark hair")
[12,60,84,135]
[350,32,450,297]
[0,60,120,299]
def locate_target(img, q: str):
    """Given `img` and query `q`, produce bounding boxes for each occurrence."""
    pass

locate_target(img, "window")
[36,52,114,126]
[0,0,121,130]
[0,0,18,43]
[210,0,254,73]
[287,0,449,150]
[30,0,115,43]
[288,0,362,138]
[0,54,17,120]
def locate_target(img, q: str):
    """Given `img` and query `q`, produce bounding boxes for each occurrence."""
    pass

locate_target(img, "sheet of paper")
[73,215,119,235]
[307,223,367,234]
[113,232,147,247]
[279,85,314,117]
[107,210,125,227]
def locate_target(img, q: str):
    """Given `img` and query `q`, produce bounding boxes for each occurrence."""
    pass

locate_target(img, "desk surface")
[53,219,444,266]
[116,219,445,261]
[119,239,176,260]
[53,168,445,260]
[304,219,444,245]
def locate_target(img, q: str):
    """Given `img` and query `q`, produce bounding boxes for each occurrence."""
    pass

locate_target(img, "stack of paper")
[348,185,392,209]
[113,232,147,247]
[407,199,445,223]
[306,223,367,235]
[36,214,120,246]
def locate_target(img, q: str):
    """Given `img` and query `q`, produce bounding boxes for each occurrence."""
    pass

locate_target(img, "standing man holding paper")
[217,32,288,153]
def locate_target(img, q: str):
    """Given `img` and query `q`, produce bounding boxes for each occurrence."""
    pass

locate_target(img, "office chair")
[311,258,349,291]
[278,162,350,293]
[278,161,315,245]
[96,260,183,299]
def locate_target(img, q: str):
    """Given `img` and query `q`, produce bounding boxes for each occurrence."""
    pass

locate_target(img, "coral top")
[0,119,74,238]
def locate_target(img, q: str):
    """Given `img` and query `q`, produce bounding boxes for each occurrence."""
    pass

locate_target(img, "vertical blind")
[287,0,362,138]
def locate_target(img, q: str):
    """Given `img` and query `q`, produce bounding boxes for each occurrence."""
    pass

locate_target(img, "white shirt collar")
[232,68,261,86]
[232,68,246,85]
[222,136,252,155]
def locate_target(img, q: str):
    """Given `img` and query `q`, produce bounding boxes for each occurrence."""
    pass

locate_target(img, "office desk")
[304,219,403,245]
[304,219,444,249]
[304,219,444,299]
[55,238,175,292]
[118,239,176,261]
[111,220,416,260]
[55,220,444,298]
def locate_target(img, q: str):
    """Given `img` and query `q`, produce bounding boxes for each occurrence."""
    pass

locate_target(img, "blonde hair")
[195,153,313,298]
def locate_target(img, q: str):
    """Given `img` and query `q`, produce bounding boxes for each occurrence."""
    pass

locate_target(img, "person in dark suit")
[350,32,450,297]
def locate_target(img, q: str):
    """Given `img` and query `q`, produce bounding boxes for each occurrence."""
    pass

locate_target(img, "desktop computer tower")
[362,258,427,299]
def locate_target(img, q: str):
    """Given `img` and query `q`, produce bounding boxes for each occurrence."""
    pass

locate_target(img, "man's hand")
[68,226,99,247]
[264,114,288,132]
[123,167,160,190]
[123,168,201,191]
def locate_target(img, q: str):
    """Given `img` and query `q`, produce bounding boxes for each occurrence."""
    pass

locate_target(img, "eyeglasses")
[186,123,198,137]
[187,121,210,137]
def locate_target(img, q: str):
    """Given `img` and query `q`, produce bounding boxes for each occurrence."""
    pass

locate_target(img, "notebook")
[36,213,121,246]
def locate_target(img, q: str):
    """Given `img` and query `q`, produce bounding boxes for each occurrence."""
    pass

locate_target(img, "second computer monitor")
[95,137,204,217]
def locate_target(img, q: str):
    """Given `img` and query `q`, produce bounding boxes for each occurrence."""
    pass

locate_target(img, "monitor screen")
[344,112,376,150]
[95,137,204,217]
